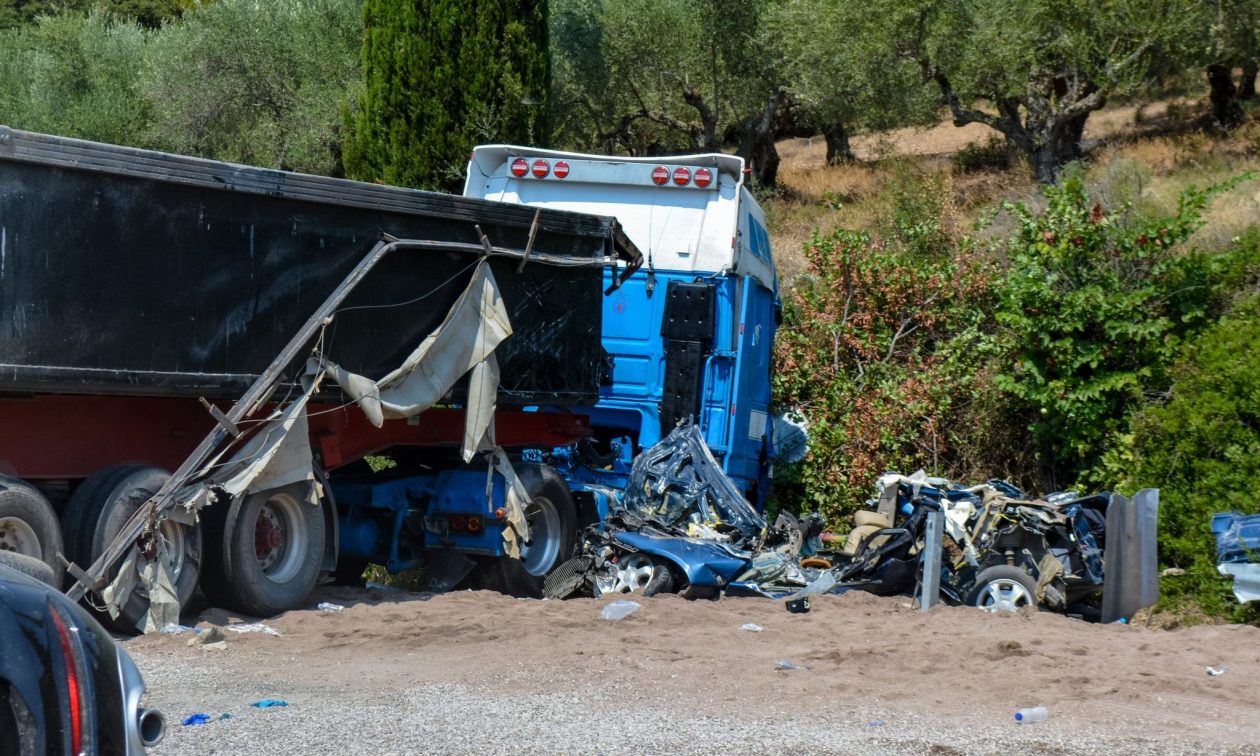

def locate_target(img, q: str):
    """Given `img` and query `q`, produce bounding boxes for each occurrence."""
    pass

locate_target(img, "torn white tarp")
[319,260,512,463]
[1218,563,1260,603]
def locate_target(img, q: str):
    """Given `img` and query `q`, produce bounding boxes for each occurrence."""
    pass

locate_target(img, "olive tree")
[552,0,788,185]
[772,0,937,164]
[892,0,1195,183]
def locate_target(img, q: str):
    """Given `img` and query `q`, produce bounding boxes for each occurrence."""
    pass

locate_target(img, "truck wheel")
[478,464,576,598]
[0,475,66,588]
[62,465,203,633]
[0,550,58,586]
[969,565,1039,613]
[203,482,325,617]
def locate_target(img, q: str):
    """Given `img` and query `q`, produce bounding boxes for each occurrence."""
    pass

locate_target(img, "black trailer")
[0,127,640,629]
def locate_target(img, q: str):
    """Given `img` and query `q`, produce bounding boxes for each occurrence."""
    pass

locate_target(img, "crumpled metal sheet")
[620,421,766,547]
[1218,563,1260,603]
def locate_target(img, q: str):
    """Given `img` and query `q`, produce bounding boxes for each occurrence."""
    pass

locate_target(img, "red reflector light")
[531,159,550,178]
[553,161,570,179]
[510,158,529,177]
[672,167,692,186]
[49,603,85,756]
[467,515,484,533]
[694,167,713,187]
[451,515,467,532]
[651,166,670,185]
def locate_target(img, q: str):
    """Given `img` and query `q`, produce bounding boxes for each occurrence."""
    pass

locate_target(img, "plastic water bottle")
[1014,706,1048,723]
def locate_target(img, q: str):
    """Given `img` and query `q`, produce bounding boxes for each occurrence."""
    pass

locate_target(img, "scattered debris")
[1014,706,1048,723]
[223,622,281,636]
[200,641,228,652]
[187,625,225,647]
[160,623,194,634]
[867,720,886,727]
[785,597,810,614]
[181,713,212,726]
[601,600,641,621]
[1207,666,1228,676]
[251,699,289,708]
[773,660,804,671]
[317,602,346,613]
[1161,567,1186,577]
[1213,512,1260,604]
[739,623,764,632]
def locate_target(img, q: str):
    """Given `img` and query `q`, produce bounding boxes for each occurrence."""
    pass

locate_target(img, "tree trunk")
[823,123,853,165]
[1055,110,1088,165]
[1029,142,1060,184]
[1207,63,1244,130]
[1241,59,1259,101]
[751,137,780,186]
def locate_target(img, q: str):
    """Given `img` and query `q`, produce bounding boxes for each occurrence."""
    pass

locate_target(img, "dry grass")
[768,98,1260,281]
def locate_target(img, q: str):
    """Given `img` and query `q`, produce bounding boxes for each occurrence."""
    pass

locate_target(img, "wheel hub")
[255,508,286,568]
[978,578,1033,613]
[595,553,656,595]
[0,516,41,558]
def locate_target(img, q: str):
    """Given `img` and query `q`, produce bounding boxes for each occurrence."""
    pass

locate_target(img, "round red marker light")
[693,167,713,187]
[553,161,570,178]
[651,166,670,185]
[510,158,529,177]
[672,166,692,186]
[531,159,550,178]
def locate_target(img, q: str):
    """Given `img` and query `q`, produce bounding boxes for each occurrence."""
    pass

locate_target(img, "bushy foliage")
[773,223,994,522]
[345,0,550,192]
[1107,295,1260,622]
[993,176,1248,485]
[143,0,362,175]
[0,10,150,145]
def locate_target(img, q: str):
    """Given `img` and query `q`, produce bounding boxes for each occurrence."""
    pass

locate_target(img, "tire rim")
[976,578,1034,613]
[609,553,656,594]
[518,496,561,577]
[0,516,41,558]
[254,493,306,583]
[157,519,188,585]
[132,519,189,600]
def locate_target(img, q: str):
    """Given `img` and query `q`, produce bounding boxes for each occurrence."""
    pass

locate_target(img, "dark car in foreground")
[0,551,164,755]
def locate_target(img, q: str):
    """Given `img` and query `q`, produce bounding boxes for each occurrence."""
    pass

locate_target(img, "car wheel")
[969,565,1039,613]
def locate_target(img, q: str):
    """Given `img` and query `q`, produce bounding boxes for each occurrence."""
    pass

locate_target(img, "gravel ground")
[123,588,1260,755]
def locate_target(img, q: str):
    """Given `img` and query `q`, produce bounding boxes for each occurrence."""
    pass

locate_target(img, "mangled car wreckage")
[548,426,1150,618]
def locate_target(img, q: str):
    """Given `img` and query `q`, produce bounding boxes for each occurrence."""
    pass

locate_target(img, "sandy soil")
[125,586,1260,754]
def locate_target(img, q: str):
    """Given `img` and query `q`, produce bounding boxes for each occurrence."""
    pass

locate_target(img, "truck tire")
[0,475,66,588]
[62,465,203,633]
[476,463,577,598]
[0,550,58,587]
[201,482,325,617]
[969,565,1040,613]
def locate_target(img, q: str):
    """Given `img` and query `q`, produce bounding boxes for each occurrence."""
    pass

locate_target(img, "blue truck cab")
[464,147,779,512]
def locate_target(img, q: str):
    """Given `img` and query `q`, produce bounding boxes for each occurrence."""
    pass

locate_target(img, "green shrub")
[1108,297,1260,622]
[993,176,1249,486]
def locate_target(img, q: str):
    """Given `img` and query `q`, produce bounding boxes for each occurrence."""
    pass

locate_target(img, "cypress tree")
[345,0,549,192]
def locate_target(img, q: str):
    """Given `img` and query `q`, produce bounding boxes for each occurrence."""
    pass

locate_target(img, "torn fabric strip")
[320,259,512,462]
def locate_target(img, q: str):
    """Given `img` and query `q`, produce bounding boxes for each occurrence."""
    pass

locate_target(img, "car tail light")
[553,161,570,179]
[531,159,550,178]
[693,168,713,187]
[49,601,89,756]
[672,167,692,186]
[651,166,670,185]
[510,158,529,177]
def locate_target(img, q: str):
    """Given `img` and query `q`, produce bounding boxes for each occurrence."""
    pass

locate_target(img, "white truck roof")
[465,145,775,289]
